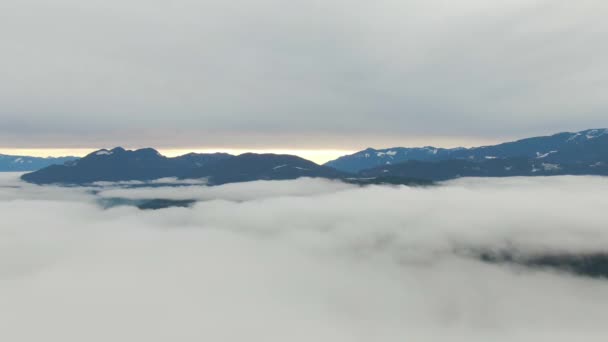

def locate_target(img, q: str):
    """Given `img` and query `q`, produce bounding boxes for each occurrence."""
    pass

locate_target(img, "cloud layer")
[1,173,608,341]
[1,0,608,149]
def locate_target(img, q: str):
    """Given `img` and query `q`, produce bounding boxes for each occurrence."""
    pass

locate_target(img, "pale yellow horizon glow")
[160,149,355,164]
[0,137,503,164]
[0,148,355,164]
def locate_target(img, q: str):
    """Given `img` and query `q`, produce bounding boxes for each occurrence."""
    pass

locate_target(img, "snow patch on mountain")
[567,133,582,142]
[542,163,561,171]
[536,151,558,159]
[586,129,603,139]
[567,129,607,142]
[422,147,439,155]
[96,150,113,156]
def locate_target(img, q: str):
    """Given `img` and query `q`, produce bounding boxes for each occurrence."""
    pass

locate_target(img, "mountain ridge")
[21,148,234,185]
[19,128,608,186]
[0,154,78,172]
[325,128,608,173]
[21,148,361,186]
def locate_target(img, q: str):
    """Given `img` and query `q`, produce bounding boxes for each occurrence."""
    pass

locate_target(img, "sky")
[2,174,608,341]
[1,0,607,161]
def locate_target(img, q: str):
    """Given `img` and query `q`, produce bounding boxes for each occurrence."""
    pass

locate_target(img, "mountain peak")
[89,147,163,157]
[110,147,126,153]
[133,148,163,157]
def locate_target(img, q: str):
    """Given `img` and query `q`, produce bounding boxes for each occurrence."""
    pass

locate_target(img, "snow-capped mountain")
[325,129,608,173]
[0,154,78,172]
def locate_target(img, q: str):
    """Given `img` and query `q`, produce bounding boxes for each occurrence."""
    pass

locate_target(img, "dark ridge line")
[477,250,608,279]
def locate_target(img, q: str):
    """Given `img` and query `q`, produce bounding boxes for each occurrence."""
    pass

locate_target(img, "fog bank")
[1,173,608,341]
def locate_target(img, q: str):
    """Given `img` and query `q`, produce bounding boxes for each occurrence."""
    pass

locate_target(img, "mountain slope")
[0,154,78,172]
[21,148,234,185]
[184,153,347,185]
[325,147,457,173]
[21,149,348,185]
[20,128,608,185]
[326,129,608,173]
[360,156,608,181]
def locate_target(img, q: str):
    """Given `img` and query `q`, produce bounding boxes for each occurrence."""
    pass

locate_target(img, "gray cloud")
[97,177,355,201]
[1,0,607,149]
[2,173,608,341]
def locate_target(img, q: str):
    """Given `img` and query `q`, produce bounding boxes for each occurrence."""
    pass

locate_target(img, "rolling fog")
[1,173,608,341]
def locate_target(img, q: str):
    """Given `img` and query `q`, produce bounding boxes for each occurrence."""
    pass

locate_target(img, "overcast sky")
[1,0,607,153]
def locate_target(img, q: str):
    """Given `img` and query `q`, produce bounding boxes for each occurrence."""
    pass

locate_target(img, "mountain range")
[20,148,350,186]
[329,128,608,181]
[17,128,608,185]
[326,128,608,173]
[0,154,77,172]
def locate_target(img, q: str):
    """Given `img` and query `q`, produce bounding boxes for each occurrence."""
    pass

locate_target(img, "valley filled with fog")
[1,173,608,341]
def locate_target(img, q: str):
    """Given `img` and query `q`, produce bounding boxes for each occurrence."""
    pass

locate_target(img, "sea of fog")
[1,173,608,341]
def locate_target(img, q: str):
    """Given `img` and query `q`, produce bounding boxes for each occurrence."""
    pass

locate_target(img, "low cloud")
[97,177,356,201]
[1,173,608,341]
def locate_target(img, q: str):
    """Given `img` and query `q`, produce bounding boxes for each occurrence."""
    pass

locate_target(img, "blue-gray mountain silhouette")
[356,129,608,180]
[21,148,348,185]
[0,154,78,172]
[183,153,345,185]
[326,128,608,173]
[20,128,608,185]
[21,147,232,184]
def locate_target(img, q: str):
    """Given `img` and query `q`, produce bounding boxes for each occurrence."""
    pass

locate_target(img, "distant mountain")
[360,157,608,181]
[184,153,346,185]
[20,128,608,185]
[326,128,608,173]
[325,147,457,173]
[21,148,348,185]
[171,152,234,168]
[359,130,608,181]
[21,147,233,185]
[0,154,78,172]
